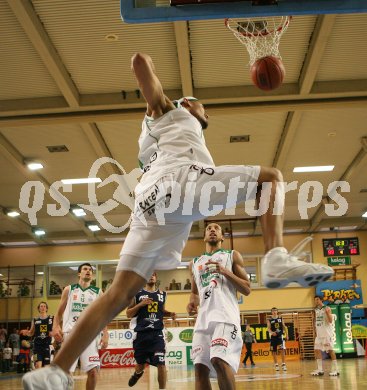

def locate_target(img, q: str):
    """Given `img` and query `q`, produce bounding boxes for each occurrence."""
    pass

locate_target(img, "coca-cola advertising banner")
[99,348,136,368]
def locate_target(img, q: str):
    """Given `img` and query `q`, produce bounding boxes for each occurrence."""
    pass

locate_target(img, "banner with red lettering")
[240,341,300,362]
[99,348,136,368]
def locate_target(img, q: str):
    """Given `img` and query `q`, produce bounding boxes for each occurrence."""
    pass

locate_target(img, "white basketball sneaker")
[329,371,340,376]
[311,369,324,376]
[22,365,73,390]
[261,237,334,289]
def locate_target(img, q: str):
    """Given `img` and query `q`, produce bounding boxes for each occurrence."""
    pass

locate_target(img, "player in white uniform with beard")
[23,52,333,390]
[187,223,250,390]
[311,295,339,376]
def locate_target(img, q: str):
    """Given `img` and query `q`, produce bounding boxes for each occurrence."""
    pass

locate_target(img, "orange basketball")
[250,56,285,91]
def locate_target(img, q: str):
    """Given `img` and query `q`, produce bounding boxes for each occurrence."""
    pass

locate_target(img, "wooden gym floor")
[1,358,366,389]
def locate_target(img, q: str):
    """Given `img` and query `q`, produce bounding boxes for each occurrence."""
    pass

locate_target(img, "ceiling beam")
[2,79,367,118]
[1,95,367,128]
[299,14,337,95]
[80,123,122,177]
[6,0,80,108]
[174,21,194,97]
[308,137,367,232]
[273,111,302,170]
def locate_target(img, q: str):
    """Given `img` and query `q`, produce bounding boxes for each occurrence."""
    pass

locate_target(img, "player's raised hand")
[206,260,226,275]
[140,298,153,306]
[52,325,63,342]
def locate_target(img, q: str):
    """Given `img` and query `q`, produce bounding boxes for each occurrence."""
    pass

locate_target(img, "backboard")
[121,0,367,24]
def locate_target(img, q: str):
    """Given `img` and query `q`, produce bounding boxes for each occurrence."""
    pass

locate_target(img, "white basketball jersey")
[63,284,101,333]
[315,306,333,338]
[192,249,241,331]
[137,107,214,191]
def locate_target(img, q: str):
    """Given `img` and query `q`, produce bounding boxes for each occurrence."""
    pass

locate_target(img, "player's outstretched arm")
[131,52,174,118]
[52,285,70,342]
[126,297,152,318]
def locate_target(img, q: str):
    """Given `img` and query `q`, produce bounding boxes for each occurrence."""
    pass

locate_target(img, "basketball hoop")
[225,16,291,65]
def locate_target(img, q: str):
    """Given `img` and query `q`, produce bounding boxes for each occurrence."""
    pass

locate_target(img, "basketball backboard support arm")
[121,0,367,24]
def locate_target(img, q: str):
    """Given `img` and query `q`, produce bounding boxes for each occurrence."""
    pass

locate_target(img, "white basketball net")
[225,16,291,66]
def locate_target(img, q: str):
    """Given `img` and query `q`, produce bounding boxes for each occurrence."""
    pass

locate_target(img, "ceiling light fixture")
[87,223,101,232]
[61,178,102,185]
[71,207,86,217]
[293,166,334,173]
[6,210,20,217]
[33,228,46,236]
[26,161,44,170]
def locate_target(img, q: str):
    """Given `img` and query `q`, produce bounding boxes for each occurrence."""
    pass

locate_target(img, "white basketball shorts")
[191,322,243,376]
[314,334,334,352]
[118,163,260,280]
[64,333,100,373]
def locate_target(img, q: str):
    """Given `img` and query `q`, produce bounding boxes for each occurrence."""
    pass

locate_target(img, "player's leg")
[210,323,242,390]
[311,340,324,376]
[257,167,285,252]
[157,364,167,389]
[192,329,212,390]
[33,349,42,369]
[85,367,98,390]
[129,333,147,387]
[270,340,278,368]
[78,337,101,390]
[328,349,339,376]
[257,167,334,288]
[211,357,235,390]
[195,364,212,390]
[280,347,287,370]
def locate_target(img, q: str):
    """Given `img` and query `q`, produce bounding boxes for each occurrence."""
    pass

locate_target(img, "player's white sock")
[317,359,323,371]
[331,360,338,371]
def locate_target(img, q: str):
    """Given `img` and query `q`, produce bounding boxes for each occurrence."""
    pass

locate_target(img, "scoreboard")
[322,237,359,257]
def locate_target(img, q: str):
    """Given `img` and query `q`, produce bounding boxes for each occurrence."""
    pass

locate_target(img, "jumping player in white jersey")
[22,52,333,389]
[311,296,339,376]
[187,223,250,390]
[53,263,108,390]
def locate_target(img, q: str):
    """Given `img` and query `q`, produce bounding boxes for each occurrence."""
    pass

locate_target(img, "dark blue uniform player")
[267,307,287,371]
[126,272,176,388]
[28,302,53,369]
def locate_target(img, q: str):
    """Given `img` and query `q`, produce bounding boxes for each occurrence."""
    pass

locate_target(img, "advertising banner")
[165,347,187,366]
[99,348,136,368]
[352,319,367,339]
[241,323,294,342]
[316,280,364,318]
[240,341,300,362]
[339,304,355,353]
[165,327,194,347]
[329,305,342,353]
[107,329,134,349]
